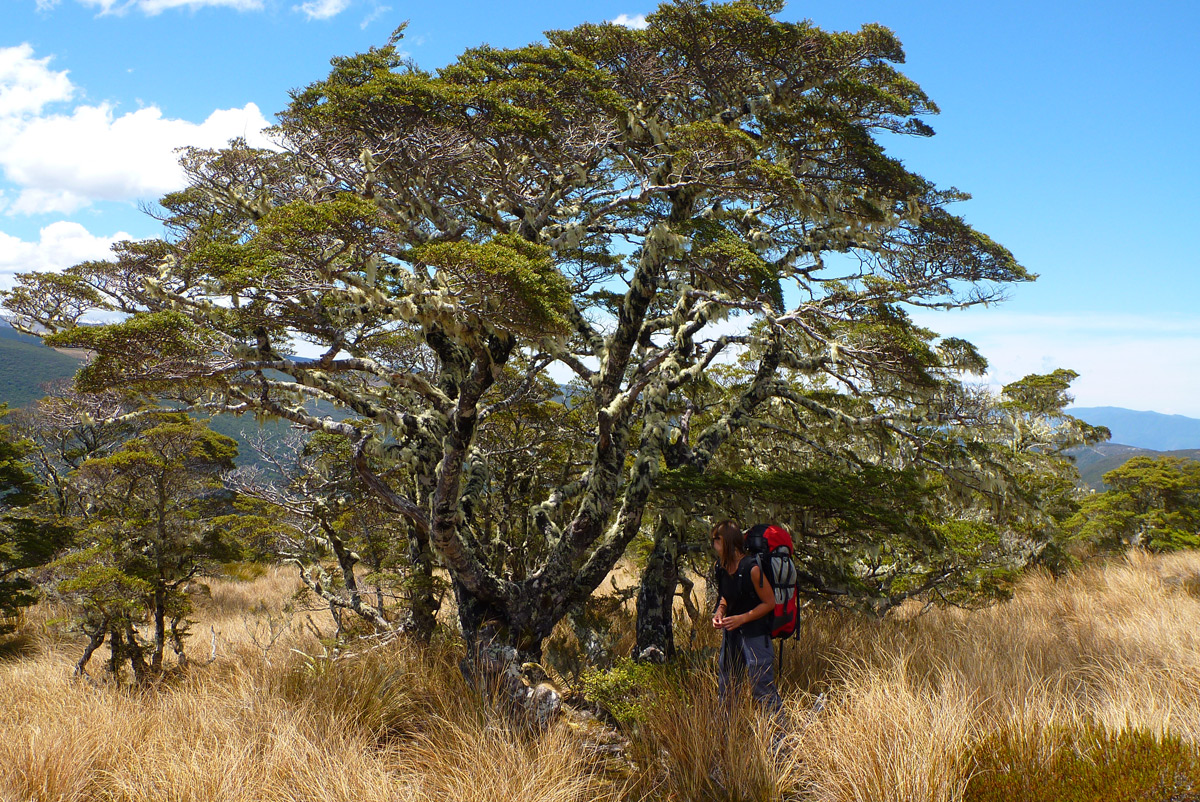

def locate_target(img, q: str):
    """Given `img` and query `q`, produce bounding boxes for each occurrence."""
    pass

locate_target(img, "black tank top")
[717,555,771,637]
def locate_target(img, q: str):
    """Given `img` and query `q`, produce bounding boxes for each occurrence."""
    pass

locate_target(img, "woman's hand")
[719,614,743,631]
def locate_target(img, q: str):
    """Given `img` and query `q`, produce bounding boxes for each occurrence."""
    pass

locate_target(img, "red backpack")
[744,523,800,638]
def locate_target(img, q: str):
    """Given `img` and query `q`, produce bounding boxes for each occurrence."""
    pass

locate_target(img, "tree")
[0,404,72,634]
[633,369,1105,656]
[53,414,237,678]
[227,430,443,639]
[10,382,140,518]
[1068,457,1200,553]
[4,2,1031,696]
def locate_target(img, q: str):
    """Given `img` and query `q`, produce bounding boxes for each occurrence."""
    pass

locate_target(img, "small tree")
[228,430,441,639]
[1069,457,1200,553]
[55,414,236,678]
[10,382,140,518]
[0,404,72,635]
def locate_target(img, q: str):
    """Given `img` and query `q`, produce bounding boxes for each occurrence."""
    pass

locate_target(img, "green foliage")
[580,657,680,728]
[50,414,238,675]
[0,330,82,408]
[413,235,572,337]
[0,404,72,633]
[1068,456,1200,552]
[964,721,1200,802]
[45,311,217,394]
[657,464,1019,609]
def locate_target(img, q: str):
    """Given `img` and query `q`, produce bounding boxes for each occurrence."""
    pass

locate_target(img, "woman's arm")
[719,565,774,631]
[712,595,729,628]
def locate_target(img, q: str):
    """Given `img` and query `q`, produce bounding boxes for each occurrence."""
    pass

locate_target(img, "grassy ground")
[3,551,1200,801]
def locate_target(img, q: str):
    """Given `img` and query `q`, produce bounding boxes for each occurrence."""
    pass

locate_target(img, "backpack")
[744,523,800,639]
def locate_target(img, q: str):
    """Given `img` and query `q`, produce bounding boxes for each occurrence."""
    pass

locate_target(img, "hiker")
[711,519,784,715]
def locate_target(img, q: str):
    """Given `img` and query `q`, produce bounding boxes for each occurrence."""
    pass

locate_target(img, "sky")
[2,0,1198,415]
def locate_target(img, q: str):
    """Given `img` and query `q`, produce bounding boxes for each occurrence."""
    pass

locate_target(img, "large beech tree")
[4,2,1031,666]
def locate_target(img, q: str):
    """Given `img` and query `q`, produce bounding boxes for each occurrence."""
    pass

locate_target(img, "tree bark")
[151,578,166,674]
[635,516,680,662]
[406,525,438,641]
[151,477,168,674]
[323,521,391,632]
[454,579,562,728]
[107,621,123,678]
[126,620,148,683]
[75,618,107,677]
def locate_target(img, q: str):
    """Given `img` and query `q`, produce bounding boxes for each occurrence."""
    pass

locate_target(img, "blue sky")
[3,0,1198,415]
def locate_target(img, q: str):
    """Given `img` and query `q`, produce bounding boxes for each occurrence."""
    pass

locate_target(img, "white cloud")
[360,3,389,29]
[610,13,649,29]
[911,310,1200,418]
[0,44,74,118]
[0,45,275,215]
[74,0,264,15]
[295,0,351,20]
[8,188,89,216]
[0,101,274,214]
[0,221,131,288]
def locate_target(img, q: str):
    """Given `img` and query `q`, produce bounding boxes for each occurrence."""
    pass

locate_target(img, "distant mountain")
[0,322,85,408]
[1069,406,1200,452]
[0,320,334,469]
[1067,442,1200,490]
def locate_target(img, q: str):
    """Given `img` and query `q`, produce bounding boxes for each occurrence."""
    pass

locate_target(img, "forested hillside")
[0,324,83,408]
[1070,442,1200,490]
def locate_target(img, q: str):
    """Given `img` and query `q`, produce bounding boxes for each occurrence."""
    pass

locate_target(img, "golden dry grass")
[777,550,1200,801]
[2,551,1200,801]
[0,568,620,802]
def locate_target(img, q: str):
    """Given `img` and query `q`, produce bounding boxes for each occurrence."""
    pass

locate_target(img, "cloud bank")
[0,44,274,215]
[0,221,131,287]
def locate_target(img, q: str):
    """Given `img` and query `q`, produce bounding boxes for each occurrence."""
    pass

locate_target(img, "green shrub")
[965,721,1200,802]
[579,657,675,728]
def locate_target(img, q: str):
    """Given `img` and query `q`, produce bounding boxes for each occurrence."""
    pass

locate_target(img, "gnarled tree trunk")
[635,516,680,662]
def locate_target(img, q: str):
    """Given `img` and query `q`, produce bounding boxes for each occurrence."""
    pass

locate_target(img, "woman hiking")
[711,520,785,716]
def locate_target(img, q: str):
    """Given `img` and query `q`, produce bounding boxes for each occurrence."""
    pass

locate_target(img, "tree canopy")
[3,1,1044,675]
[1069,456,1200,553]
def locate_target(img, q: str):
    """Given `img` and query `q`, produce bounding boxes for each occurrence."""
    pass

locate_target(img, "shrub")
[579,657,673,728]
[965,721,1200,802]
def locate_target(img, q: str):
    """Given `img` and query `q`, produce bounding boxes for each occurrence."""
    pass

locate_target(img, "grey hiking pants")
[718,630,783,716]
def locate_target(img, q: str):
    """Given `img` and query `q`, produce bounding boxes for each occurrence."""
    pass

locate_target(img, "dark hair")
[711,520,744,567]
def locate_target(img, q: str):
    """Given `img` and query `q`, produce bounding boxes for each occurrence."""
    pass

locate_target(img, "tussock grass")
[0,569,616,802]
[3,551,1200,801]
[627,665,796,802]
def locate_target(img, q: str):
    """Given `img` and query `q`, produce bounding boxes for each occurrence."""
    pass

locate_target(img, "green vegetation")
[0,404,72,633]
[50,414,237,677]
[0,330,82,408]
[1069,456,1200,552]
[965,722,1200,802]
